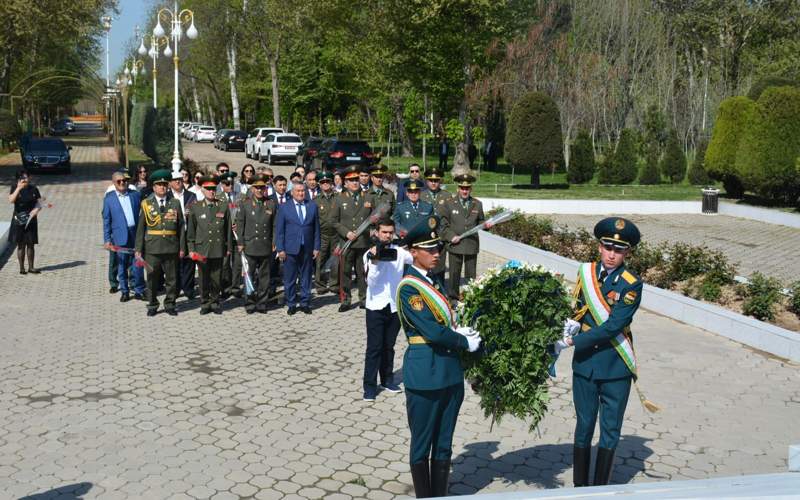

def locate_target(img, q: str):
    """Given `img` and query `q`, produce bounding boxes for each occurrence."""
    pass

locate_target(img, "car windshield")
[30,140,66,152]
[200,127,214,131]
[334,141,370,153]
[277,136,301,143]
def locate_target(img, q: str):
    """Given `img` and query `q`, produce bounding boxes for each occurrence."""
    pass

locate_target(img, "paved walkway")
[545,214,800,283]
[0,128,797,499]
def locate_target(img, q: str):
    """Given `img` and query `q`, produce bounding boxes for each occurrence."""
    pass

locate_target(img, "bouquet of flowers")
[458,260,572,432]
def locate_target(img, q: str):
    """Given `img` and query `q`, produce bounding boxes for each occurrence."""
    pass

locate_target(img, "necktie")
[159,198,165,213]
[412,203,418,212]
[296,202,304,222]
[599,268,608,282]
[354,193,359,204]
[426,271,435,282]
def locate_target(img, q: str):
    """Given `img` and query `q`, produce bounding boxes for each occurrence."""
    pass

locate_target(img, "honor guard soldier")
[135,169,186,316]
[314,170,339,294]
[439,174,485,301]
[561,217,644,487]
[392,181,432,235]
[420,168,452,283]
[397,216,481,498]
[333,165,376,312]
[187,175,233,315]
[368,164,395,218]
[235,174,278,314]
[218,171,244,297]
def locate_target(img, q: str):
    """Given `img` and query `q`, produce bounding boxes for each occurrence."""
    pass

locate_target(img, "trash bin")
[702,188,720,214]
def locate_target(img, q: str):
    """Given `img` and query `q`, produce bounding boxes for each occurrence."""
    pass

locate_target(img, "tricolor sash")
[397,275,455,332]
[576,262,637,377]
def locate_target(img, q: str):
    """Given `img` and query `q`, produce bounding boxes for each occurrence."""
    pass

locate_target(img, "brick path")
[0,127,797,499]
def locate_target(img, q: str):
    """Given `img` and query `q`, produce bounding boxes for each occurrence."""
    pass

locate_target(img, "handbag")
[13,211,30,227]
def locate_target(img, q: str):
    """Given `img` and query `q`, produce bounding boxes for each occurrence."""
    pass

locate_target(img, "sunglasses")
[601,242,629,253]
[252,185,266,190]
[114,180,126,185]
[410,169,420,173]
[219,169,230,174]
[243,169,253,173]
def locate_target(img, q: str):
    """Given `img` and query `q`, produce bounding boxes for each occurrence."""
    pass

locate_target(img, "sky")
[102,0,152,85]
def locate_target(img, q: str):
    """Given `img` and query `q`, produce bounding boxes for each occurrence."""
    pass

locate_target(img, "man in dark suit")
[275,183,321,315]
[268,175,289,298]
[396,163,427,204]
[304,170,320,201]
[168,170,197,300]
[438,137,449,170]
[103,171,145,301]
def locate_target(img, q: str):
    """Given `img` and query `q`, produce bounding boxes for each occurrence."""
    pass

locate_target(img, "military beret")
[251,173,270,187]
[369,164,388,176]
[406,180,423,192]
[341,165,361,179]
[424,168,444,180]
[149,169,172,184]
[199,174,219,189]
[453,173,476,187]
[594,217,641,248]
[318,170,334,182]
[403,215,441,249]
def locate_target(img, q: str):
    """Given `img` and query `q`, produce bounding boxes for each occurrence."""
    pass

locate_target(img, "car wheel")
[258,151,263,163]
[223,143,227,152]
[245,148,250,159]
[267,152,272,165]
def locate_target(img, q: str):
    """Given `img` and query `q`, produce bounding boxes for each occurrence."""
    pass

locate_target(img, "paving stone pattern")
[544,214,800,282]
[0,131,798,499]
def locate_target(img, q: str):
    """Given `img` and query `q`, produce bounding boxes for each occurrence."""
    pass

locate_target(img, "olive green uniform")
[370,186,395,219]
[315,190,339,292]
[235,196,278,311]
[439,196,485,300]
[135,195,186,314]
[187,198,233,312]
[219,190,245,296]
[333,190,375,305]
[421,189,453,280]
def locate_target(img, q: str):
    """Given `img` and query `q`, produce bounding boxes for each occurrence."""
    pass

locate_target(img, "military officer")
[368,164,395,217]
[314,170,339,294]
[392,181,432,234]
[561,217,643,487]
[397,216,481,498]
[219,171,245,298]
[420,168,452,283]
[187,175,232,314]
[135,169,186,316]
[236,174,278,314]
[333,165,376,312]
[439,174,486,301]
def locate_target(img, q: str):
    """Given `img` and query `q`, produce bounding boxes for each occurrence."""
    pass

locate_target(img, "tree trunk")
[392,95,414,157]
[225,8,241,130]
[191,79,203,122]
[268,53,281,128]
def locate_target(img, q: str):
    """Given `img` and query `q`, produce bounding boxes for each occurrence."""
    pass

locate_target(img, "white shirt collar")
[412,265,432,283]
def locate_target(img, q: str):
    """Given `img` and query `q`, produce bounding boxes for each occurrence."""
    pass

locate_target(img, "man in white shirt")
[361,218,413,402]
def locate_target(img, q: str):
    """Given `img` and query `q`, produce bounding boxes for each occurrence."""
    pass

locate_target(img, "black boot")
[410,460,431,498]
[430,459,451,497]
[593,447,616,486]
[573,446,591,487]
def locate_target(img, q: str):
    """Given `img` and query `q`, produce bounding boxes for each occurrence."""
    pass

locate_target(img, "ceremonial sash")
[397,275,455,333]
[576,262,637,377]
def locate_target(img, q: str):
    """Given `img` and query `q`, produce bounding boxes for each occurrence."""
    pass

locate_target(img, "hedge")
[567,130,595,184]
[505,91,563,187]
[705,96,756,198]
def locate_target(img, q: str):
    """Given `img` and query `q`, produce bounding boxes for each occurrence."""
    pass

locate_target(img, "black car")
[49,120,70,136]
[217,130,247,152]
[316,139,376,172]
[299,136,326,169]
[22,138,72,174]
[213,128,231,149]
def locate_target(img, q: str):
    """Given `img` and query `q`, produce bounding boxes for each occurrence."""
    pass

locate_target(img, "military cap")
[219,171,237,182]
[403,215,441,249]
[199,174,219,189]
[318,170,334,182]
[251,173,269,187]
[369,164,388,176]
[341,164,361,179]
[149,169,172,184]
[424,167,444,180]
[453,173,476,187]
[593,217,641,248]
[406,180,423,192]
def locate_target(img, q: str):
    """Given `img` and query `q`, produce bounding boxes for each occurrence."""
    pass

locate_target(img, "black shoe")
[109,286,118,293]
[358,302,366,309]
[338,303,351,313]
[213,307,222,315]
[165,309,178,316]
[27,268,40,274]
[232,290,243,298]
[410,460,431,498]
[147,309,157,317]
[134,293,145,301]
[246,307,256,315]
[300,306,312,315]
[430,459,451,497]
[380,383,402,393]
[185,291,197,301]
[220,292,230,301]
[593,447,616,486]
[200,307,211,315]
[316,287,327,295]
[573,446,591,487]
[20,269,27,275]
[119,293,130,303]
[287,305,297,316]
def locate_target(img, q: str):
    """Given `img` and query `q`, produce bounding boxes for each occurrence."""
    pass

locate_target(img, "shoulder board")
[621,270,638,284]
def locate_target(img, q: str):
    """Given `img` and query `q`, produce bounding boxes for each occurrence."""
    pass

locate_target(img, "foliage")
[0,109,21,144]
[789,281,800,316]
[567,130,595,184]
[143,108,182,168]
[660,130,687,184]
[688,137,711,185]
[735,86,800,204]
[638,144,661,185]
[600,129,638,185]
[747,76,799,100]
[642,104,668,153]
[741,272,784,321]
[505,91,563,186]
[705,96,757,197]
[459,262,572,432]
[129,104,155,150]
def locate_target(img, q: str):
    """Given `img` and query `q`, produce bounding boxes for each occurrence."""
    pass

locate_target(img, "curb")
[479,230,800,363]
[0,220,9,258]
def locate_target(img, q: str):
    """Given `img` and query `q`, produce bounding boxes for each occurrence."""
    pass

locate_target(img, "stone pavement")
[0,129,797,499]
[545,214,800,283]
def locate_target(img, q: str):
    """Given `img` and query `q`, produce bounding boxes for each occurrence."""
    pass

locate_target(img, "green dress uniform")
[235,175,278,313]
[397,216,471,498]
[368,164,396,219]
[186,179,232,314]
[439,175,485,301]
[332,185,375,307]
[420,175,452,283]
[392,181,432,232]
[134,170,186,316]
[314,183,339,293]
[570,217,643,487]
[219,175,246,296]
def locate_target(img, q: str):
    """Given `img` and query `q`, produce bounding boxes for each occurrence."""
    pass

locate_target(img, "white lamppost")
[139,35,169,109]
[102,16,112,89]
[153,1,198,173]
[116,73,133,171]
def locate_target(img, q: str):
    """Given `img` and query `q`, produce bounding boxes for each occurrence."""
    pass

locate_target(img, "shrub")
[789,281,800,316]
[129,104,155,149]
[747,76,799,100]
[0,109,21,145]
[688,137,711,185]
[660,130,687,183]
[600,129,637,184]
[505,91,564,187]
[734,86,800,204]
[144,107,182,167]
[705,96,756,198]
[638,144,661,185]
[742,272,783,321]
[642,104,668,152]
[567,130,595,184]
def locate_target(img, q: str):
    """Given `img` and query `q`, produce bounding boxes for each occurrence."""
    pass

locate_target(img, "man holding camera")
[361,218,412,402]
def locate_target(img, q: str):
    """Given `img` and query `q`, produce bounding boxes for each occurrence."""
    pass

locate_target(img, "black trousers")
[438,154,447,170]
[447,253,477,300]
[364,305,400,391]
[340,247,367,304]
[176,256,196,295]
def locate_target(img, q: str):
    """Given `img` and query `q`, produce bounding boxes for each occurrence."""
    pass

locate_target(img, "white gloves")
[562,319,581,339]
[456,326,482,353]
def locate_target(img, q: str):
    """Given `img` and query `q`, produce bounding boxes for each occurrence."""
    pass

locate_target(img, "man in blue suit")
[275,182,321,315]
[103,171,145,302]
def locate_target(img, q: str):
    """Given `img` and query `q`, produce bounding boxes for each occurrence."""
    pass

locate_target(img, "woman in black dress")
[8,169,43,274]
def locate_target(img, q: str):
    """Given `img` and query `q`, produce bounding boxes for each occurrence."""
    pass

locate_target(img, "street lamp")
[139,34,169,109]
[117,74,132,171]
[152,0,198,173]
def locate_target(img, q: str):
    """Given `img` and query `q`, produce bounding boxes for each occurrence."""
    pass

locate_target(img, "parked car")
[217,130,247,152]
[316,138,376,172]
[245,127,285,159]
[194,126,216,143]
[213,129,231,149]
[178,122,192,136]
[299,136,325,169]
[62,118,75,132]
[49,120,70,136]
[185,123,202,140]
[257,133,302,164]
[22,138,72,174]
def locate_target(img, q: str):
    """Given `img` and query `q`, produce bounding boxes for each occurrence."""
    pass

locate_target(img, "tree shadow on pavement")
[19,481,93,499]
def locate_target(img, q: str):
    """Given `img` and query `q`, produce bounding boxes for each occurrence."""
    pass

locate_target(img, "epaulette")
[621,270,638,284]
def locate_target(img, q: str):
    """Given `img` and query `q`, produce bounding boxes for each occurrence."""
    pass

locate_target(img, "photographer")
[361,218,412,402]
